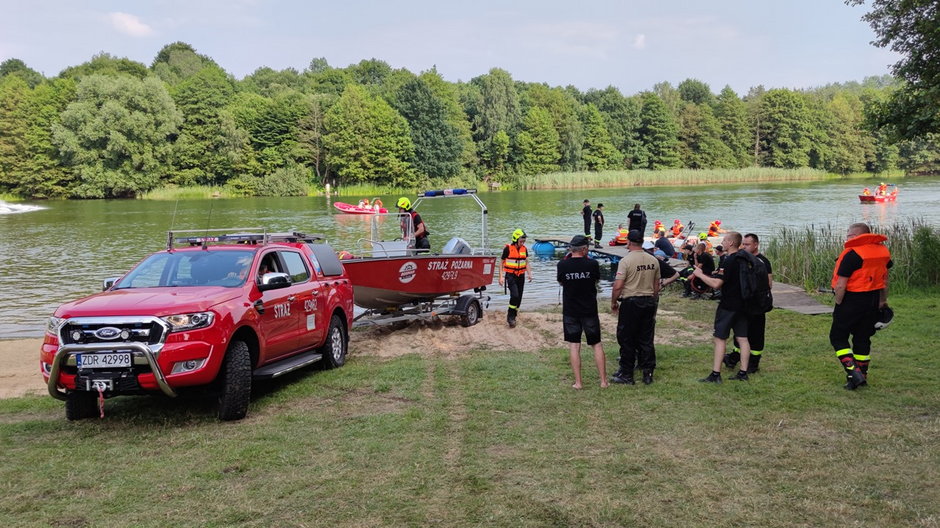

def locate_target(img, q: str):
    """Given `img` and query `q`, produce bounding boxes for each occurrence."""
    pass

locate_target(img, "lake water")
[3,177,938,338]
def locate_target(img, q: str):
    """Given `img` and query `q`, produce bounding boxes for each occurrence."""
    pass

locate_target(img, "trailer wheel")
[65,391,98,421]
[460,299,481,327]
[217,340,252,421]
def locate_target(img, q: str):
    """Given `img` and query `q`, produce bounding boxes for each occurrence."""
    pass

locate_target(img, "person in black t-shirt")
[592,204,605,248]
[726,233,774,373]
[627,203,647,234]
[581,199,592,238]
[691,231,753,383]
[557,235,607,389]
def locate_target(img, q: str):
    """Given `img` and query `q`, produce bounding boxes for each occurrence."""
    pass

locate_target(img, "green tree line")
[1,41,938,199]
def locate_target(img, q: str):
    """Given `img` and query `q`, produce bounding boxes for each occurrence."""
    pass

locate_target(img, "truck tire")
[460,299,481,327]
[65,390,98,421]
[319,314,347,369]
[217,340,252,421]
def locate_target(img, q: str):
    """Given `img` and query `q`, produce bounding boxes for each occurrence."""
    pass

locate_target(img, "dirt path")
[1,308,710,400]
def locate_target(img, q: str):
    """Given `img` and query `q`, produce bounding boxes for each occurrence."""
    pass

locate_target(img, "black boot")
[642,370,654,385]
[747,353,761,373]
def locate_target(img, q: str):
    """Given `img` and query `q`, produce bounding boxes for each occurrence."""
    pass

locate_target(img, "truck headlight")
[46,316,65,336]
[161,312,215,332]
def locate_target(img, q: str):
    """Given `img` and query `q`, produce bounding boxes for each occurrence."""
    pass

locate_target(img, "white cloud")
[633,34,646,50]
[107,12,155,37]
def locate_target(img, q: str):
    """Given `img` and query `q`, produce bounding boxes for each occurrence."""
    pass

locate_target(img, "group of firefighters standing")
[494,200,893,392]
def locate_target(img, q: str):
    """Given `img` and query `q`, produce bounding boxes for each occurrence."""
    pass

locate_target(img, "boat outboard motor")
[442,237,472,255]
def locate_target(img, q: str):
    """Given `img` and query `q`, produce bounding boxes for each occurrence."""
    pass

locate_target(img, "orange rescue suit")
[503,243,528,275]
[831,233,890,292]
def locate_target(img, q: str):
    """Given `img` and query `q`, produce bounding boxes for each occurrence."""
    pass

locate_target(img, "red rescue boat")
[334,201,388,214]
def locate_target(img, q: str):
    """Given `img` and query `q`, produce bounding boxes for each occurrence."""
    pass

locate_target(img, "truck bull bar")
[47,342,177,400]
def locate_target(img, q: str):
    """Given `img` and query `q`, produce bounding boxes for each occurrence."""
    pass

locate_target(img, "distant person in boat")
[396,197,430,251]
[862,187,872,196]
[627,203,647,234]
[653,229,676,258]
[499,229,533,328]
[358,198,370,208]
[592,204,605,249]
[707,220,723,237]
[557,234,608,389]
[610,224,629,246]
[878,182,887,195]
[581,199,592,238]
[671,219,685,238]
[652,220,664,237]
[610,229,661,385]
[829,222,892,390]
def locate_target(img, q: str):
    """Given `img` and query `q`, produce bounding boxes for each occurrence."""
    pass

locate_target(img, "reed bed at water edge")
[764,219,940,294]
[513,167,849,189]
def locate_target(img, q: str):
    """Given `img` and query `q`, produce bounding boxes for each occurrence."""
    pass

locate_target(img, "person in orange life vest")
[862,187,872,196]
[830,222,892,390]
[499,229,533,328]
[611,224,630,245]
[396,197,430,251]
[698,232,713,254]
[878,182,887,195]
[708,220,722,237]
[652,220,664,236]
[671,219,685,237]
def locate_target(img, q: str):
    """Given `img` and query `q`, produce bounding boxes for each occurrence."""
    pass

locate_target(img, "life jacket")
[671,223,684,236]
[615,229,629,244]
[831,233,890,292]
[708,222,721,237]
[503,243,528,275]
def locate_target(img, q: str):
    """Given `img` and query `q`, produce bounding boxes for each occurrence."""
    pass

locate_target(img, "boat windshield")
[114,250,255,289]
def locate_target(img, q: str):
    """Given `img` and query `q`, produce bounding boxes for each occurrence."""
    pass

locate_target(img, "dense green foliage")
[2,41,940,198]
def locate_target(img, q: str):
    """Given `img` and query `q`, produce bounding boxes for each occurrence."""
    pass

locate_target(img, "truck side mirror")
[258,272,292,292]
[102,277,119,291]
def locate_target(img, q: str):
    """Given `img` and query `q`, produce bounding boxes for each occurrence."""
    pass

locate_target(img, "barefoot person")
[557,235,607,389]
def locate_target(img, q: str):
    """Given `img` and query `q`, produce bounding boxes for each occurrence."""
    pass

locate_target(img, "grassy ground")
[1,293,938,527]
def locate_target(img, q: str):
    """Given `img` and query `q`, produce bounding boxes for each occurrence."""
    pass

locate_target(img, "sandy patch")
[1,308,713,400]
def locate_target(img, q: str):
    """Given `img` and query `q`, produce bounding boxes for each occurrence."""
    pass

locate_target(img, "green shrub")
[255,165,311,197]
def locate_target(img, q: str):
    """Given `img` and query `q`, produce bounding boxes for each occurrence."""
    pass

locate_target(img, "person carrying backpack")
[689,231,756,383]
[725,233,774,373]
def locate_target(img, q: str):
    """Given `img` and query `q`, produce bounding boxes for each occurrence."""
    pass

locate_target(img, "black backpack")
[736,251,773,315]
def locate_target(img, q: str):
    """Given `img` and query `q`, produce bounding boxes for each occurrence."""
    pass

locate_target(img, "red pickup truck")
[40,230,354,421]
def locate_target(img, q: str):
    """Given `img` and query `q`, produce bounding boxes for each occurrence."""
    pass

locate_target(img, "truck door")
[280,250,327,350]
[255,251,299,361]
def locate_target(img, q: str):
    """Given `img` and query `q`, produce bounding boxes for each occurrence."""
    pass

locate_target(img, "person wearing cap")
[581,199,592,238]
[557,235,607,389]
[828,222,892,390]
[396,197,430,250]
[499,229,533,328]
[643,240,680,289]
[592,203,605,248]
[610,229,661,385]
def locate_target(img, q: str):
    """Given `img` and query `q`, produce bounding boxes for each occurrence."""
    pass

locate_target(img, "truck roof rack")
[167,228,325,250]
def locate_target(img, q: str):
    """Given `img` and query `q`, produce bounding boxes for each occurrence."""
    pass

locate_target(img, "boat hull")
[859,194,897,203]
[342,254,496,309]
[334,202,388,214]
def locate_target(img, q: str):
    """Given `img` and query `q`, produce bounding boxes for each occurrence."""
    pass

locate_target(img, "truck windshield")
[114,250,256,289]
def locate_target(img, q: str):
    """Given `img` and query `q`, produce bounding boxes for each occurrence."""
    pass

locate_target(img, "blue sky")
[0,0,898,96]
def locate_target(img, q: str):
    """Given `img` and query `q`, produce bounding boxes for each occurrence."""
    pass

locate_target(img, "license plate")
[76,352,132,369]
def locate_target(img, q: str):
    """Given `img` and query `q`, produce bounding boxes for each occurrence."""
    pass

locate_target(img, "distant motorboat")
[0,200,44,214]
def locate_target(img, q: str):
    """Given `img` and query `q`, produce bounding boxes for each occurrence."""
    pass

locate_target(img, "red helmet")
[674,219,680,223]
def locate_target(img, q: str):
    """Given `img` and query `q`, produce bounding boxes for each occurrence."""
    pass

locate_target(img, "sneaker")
[729,370,749,381]
[642,370,654,385]
[611,374,635,385]
[844,369,866,390]
[698,372,722,383]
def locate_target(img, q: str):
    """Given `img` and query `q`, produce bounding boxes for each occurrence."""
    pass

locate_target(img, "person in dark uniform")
[592,204,605,248]
[627,203,647,234]
[829,222,891,390]
[726,233,773,373]
[683,242,715,298]
[692,231,753,383]
[557,235,607,389]
[396,197,430,251]
[581,199,592,238]
[610,230,661,385]
[498,229,533,328]
[643,241,680,289]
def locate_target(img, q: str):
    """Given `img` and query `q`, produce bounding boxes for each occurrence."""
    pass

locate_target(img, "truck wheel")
[319,314,347,369]
[217,340,252,421]
[460,299,481,327]
[65,391,98,421]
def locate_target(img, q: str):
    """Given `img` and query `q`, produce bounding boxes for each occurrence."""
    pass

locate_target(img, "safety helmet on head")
[396,197,411,210]
[699,232,708,240]
[674,219,681,223]
[715,220,721,225]
[511,229,527,242]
